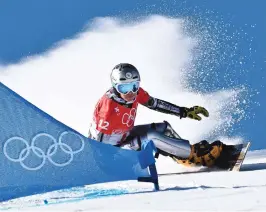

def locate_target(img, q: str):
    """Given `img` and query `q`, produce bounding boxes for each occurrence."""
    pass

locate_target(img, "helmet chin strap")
[108,88,136,105]
[120,93,136,104]
[123,98,136,104]
[120,93,137,103]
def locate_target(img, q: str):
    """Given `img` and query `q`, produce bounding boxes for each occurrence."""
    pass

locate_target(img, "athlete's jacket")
[88,87,185,146]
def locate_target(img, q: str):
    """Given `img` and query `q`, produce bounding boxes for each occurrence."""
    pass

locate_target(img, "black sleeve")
[143,96,187,118]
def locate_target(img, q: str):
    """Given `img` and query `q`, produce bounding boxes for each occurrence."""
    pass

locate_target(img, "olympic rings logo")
[122,108,136,127]
[3,131,85,171]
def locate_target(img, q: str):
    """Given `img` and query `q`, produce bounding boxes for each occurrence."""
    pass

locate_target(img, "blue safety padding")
[0,82,148,202]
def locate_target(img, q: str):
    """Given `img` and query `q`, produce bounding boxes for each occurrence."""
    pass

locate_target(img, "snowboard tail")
[217,142,251,171]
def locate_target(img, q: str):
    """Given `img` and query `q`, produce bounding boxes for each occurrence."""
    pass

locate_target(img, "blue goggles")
[115,81,140,94]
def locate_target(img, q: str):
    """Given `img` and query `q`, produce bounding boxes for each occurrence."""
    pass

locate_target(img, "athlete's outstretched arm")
[142,96,209,121]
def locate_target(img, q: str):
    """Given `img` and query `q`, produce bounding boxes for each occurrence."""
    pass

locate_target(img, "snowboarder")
[88,63,226,167]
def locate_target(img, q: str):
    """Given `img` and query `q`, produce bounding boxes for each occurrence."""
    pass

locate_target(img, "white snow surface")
[1,149,266,211]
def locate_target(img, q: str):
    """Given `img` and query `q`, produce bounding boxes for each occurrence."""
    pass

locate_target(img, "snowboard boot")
[171,140,224,168]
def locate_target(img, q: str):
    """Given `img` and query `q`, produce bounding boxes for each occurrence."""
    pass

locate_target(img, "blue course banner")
[0,82,148,202]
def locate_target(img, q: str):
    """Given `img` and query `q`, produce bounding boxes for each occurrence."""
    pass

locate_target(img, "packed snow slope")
[1,149,266,211]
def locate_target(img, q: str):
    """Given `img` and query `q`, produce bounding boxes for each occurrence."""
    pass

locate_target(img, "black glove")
[180,106,209,121]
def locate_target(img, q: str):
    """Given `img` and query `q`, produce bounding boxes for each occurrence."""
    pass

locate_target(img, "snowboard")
[157,142,251,176]
[172,142,251,171]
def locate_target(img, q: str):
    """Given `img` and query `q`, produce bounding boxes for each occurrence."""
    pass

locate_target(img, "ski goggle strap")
[115,81,140,94]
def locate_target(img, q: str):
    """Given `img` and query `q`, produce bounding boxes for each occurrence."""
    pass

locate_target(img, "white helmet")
[110,63,140,86]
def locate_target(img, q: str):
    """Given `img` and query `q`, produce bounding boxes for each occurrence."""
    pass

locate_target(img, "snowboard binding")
[171,140,224,168]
